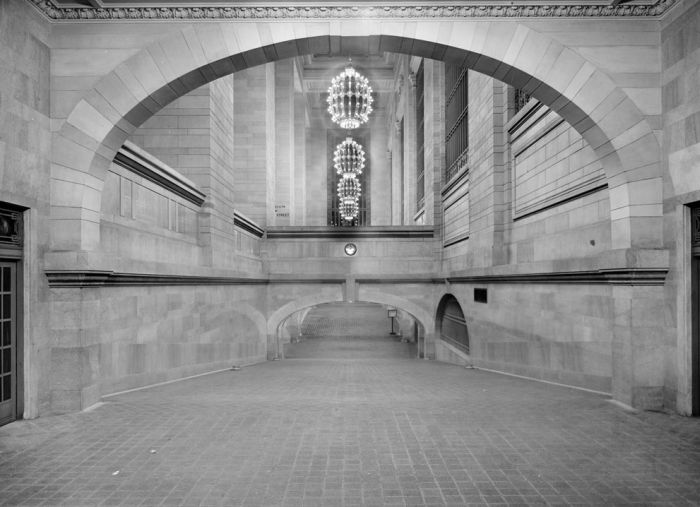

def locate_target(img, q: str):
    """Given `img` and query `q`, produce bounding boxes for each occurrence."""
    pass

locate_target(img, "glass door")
[0,262,16,425]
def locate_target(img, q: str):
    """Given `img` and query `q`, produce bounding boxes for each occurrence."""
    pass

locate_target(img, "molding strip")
[447,268,668,286]
[114,141,206,207]
[45,270,269,288]
[266,226,434,239]
[234,211,264,238]
[46,267,667,288]
[28,0,678,21]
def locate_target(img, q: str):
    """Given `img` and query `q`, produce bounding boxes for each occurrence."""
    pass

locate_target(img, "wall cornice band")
[46,267,668,288]
[27,0,677,21]
[234,212,265,238]
[114,141,206,207]
[265,226,434,239]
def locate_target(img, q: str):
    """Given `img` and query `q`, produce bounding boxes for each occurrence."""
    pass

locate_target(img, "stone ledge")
[45,270,269,288]
[446,267,668,286]
[114,141,206,207]
[266,226,435,239]
[234,211,264,238]
[45,266,668,287]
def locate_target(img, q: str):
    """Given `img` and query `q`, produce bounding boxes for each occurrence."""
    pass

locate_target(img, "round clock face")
[344,243,357,256]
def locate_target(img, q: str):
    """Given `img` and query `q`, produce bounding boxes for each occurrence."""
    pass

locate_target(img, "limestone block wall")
[233,65,272,227]
[130,76,242,269]
[48,284,267,413]
[264,232,438,276]
[274,59,294,226]
[661,0,700,414]
[442,71,499,271]
[101,162,202,266]
[437,284,615,393]
[506,102,611,264]
[422,59,445,232]
[0,0,51,418]
[305,119,327,225]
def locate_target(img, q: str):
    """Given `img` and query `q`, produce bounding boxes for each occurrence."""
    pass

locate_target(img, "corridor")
[1,357,699,506]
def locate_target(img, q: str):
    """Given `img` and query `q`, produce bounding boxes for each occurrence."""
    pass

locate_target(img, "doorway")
[692,206,700,416]
[0,204,22,426]
[0,262,18,425]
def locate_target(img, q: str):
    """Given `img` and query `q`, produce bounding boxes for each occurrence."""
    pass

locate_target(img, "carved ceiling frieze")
[28,0,677,22]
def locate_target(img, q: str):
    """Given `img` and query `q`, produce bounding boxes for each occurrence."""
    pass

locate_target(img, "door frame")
[691,206,700,416]
[0,202,24,425]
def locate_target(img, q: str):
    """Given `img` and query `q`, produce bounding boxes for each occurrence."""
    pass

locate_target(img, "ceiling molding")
[28,0,678,22]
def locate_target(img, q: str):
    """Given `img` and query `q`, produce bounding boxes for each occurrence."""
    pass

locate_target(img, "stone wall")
[0,0,51,418]
[661,0,700,414]
[437,284,614,393]
[233,65,272,227]
[130,75,243,269]
[101,161,202,266]
[49,284,267,413]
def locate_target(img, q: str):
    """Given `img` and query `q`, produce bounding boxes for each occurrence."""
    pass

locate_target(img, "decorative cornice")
[114,141,205,207]
[45,267,667,288]
[265,226,435,239]
[27,0,678,22]
[447,268,668,286]
[45,270,269,288]
[234,211,265,238]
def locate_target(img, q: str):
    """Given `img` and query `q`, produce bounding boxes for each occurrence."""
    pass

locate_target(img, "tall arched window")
[436,294,469,354]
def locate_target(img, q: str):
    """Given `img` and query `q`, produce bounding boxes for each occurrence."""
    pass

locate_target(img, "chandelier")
[333,137,365,177]
[340,200,360,221]
[327,64,374,129]
[333,138,365,222]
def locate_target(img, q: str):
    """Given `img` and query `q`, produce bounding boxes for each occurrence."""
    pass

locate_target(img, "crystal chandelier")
[327,64,374,129]
[333,138,365,222]
[340,200,360,221]
[333,137,365,177]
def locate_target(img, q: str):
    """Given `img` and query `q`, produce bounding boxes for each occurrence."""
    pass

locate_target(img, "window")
[513,88,532,116]
[444,65,468,183]
[416,62,425,211]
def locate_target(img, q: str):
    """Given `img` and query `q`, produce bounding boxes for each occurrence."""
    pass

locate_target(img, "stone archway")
[434,293,470,361]
[49,21,661,254]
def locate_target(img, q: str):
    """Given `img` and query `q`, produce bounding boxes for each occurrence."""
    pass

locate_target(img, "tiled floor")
[1,341,700,506]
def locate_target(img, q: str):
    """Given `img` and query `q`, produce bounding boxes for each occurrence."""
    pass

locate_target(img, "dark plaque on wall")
[0,207,22,248]
[693,207,700,248]
[474,288,487,303]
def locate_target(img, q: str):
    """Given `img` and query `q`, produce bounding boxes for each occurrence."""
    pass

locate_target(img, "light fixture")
[337,174,361,200]
[327,63,374,129]
[340,200,359,221]
[333,137,365,177]
[344,243,357,256]
[333,137,364,222]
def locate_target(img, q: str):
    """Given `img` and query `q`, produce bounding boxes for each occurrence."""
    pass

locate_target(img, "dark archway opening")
[436,294,469,355]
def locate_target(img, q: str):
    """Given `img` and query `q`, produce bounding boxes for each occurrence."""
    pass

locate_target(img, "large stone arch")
[266,290,433,339]
[50,20,661,253]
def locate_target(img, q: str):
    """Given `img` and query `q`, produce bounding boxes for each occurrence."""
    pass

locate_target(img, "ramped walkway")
[1,343,700,506]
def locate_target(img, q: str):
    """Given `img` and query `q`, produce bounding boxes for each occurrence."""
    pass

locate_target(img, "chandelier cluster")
[334,138,365,221]
[327,61,373,223]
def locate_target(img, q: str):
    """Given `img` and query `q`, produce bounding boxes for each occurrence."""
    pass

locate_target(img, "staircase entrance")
[283,302,416,359]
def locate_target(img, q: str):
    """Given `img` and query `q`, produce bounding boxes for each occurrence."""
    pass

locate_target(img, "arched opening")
[435,294,469,362]
[39,22,668,415]
[278,301,423,360]
[51,28,661,253]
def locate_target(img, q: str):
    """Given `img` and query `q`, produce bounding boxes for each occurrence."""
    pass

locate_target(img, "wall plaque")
[0,208,22,248]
